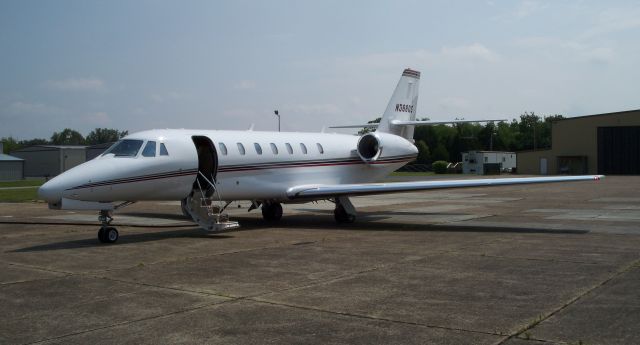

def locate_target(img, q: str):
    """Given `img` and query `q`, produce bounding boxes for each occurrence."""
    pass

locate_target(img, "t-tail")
[330,68,507,136]
[377,68,421,140]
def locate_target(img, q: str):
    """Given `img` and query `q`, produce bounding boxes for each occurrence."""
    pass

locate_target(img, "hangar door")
[597,126,640,174]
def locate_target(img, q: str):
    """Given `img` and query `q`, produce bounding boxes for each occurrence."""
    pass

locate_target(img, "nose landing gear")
[97,209,119,243]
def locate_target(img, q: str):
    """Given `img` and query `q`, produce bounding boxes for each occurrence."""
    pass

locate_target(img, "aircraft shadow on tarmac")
[12,212,588,253]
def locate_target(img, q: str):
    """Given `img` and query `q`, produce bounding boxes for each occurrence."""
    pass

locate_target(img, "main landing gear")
[97,210,118,243]
[261,202,283,222]
[334,196,356,223]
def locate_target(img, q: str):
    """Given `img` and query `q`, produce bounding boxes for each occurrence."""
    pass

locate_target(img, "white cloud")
[150,91,191,103]
[281,103,342,116]
[233,80,257,90]
[43,78,105,91]
[581,6,640,39]
[439,97,470,111]
[7,101,64,115]
[441,43,501,63]
[85,112,111,126]
[513,0,546,19]
[515,36,615,64]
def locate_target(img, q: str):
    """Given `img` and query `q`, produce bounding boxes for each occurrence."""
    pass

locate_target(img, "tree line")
[2,128,128,154]
[365,112,563,164]
[2,112,560,161]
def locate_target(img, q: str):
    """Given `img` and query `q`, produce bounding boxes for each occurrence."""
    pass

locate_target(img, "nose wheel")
[97,209,119,244]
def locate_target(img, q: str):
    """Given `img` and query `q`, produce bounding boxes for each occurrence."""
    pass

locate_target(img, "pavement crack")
[24,299,232,345]
[495,258,640,345]
[248,298,502,338]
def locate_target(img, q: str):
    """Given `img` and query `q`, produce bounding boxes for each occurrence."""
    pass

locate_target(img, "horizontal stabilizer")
[287,175,604,199]
[329,119,506,129]
[329,124,379,129]
[390,119,507,126]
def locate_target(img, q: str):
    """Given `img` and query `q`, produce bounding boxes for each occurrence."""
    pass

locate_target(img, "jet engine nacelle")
[357,133,383,162]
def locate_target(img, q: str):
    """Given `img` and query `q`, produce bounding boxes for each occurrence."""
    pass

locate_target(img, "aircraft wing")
[286,175,603,199]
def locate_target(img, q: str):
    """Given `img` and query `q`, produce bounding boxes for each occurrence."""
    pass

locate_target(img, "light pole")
[274,110,280,132]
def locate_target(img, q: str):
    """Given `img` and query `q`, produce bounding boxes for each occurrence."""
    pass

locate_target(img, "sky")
[1,0,639,140]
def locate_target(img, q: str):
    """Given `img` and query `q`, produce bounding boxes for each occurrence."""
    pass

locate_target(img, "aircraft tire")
[98,227,106,243]
[262,203,283,222]
[99,227,119,243]
[334,205,355,223]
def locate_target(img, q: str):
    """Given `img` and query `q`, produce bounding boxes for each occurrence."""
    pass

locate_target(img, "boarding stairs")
[184,171,239,232]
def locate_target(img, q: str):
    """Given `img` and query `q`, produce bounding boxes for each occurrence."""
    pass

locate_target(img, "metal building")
[0,143,24,181]
[86,142,114,161]
[462,151,516,175]
[10,145,87,178]
[517,109,640,175]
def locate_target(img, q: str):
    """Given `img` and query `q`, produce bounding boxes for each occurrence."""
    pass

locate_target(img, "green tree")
[415,140,431,164]
[432,143,449,162]
[358,117,381,135]
[21,138,49,146]
[50,129,85,145]
[85,128,129,145]
[1,137,20,154]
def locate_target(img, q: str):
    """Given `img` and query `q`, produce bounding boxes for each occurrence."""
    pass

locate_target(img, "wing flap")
[287,175,603,199]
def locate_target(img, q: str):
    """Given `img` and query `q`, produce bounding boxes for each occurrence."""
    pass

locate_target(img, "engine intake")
[357,133,382,162]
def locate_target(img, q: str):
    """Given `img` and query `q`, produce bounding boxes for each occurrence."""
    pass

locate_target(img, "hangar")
[10,145,86,178]
[518,109,640,175]
[0,143,24,181]
[86,142,114,161]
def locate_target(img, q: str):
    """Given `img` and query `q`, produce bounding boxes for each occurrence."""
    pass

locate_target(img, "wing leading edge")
[286,175,603,199]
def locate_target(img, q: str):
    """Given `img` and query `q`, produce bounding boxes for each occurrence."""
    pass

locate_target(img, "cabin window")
[219,142,228,155]
[160,143,169,156]
[316,143,324,154]
[102,139,144,157]
[270,143,278,154]
[285,143,293,154]
[237,143,246,155]
[300,143,308,154]
[142,141,156,157]
[254,143,263,155]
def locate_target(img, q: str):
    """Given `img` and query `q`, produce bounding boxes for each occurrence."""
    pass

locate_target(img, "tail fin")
[377,68,420,140]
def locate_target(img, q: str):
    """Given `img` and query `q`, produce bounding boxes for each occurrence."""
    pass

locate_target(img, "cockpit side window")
[102,139,144,157]
[160,143,169,156]
[142,141,156,157]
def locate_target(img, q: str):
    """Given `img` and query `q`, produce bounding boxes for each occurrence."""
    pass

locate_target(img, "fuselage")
[38,129,418,205]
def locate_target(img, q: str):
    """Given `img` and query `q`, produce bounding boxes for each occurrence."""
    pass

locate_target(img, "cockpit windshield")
[102,139,144,157]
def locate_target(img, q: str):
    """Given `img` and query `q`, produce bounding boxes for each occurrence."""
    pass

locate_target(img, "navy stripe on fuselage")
[66,155,416,190]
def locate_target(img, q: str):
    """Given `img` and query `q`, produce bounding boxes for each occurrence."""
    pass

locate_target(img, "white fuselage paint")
[38,129,418,205]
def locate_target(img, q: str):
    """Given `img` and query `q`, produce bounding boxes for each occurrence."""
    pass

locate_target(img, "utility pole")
[274,110,280,132]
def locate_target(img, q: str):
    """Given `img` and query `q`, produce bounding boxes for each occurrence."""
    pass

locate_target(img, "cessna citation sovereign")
[38,69,603,243]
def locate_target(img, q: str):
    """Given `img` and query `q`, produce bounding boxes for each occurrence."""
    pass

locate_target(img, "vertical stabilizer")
[377,68,420,140]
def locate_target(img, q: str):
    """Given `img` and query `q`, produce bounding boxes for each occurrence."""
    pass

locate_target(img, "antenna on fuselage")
[247,123,255,131]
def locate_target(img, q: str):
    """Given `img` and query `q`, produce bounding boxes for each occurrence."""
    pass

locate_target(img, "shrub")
[432,160,449,174]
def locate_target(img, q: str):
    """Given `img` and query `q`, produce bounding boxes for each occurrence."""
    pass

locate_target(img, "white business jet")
[38,69,602,243]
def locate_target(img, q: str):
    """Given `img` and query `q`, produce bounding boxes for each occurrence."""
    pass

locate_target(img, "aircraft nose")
[38,179,63,203]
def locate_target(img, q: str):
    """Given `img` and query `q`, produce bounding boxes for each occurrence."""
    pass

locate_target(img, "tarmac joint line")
[495,258,640,345]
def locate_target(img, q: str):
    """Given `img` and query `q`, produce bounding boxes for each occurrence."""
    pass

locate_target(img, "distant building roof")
[555,109,640,122]
[464,151,516,154]
[0,153,24,161]
[12,145,87,152]
[87,142,115,149]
